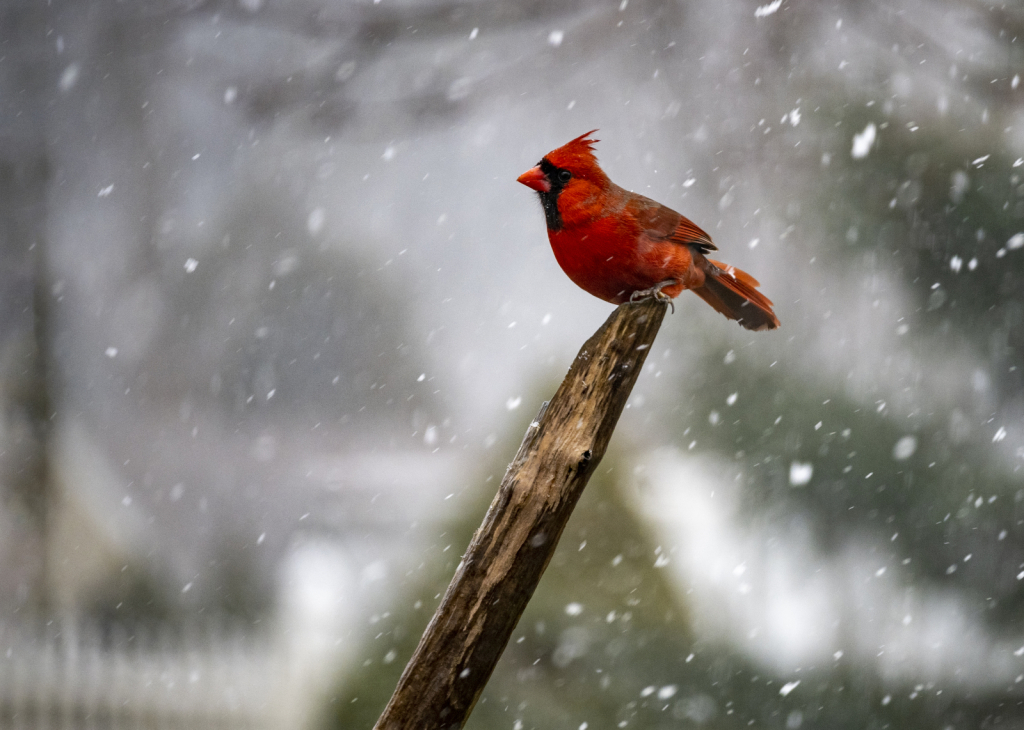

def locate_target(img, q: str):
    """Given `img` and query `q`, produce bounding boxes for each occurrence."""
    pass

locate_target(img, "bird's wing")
[629,194,718,253]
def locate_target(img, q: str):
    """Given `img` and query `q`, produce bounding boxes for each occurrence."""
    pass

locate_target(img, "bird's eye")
[558,169,572,182]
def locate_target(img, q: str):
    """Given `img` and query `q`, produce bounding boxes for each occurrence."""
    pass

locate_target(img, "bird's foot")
[629,281,677,314]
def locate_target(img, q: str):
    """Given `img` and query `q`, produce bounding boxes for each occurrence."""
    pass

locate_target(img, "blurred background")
[1,0,1023,727]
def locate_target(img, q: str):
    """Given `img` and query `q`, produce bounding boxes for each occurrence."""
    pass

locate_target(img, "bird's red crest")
[563,129,600,155]
[544,130,605,181]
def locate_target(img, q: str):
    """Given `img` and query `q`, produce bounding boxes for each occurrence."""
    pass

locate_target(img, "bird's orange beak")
[517,165,551,193]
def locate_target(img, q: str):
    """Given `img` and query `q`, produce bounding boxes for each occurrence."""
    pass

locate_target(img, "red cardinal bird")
[517,131,779,331]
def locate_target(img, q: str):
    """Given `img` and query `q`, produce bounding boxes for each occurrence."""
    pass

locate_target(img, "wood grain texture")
[373,299,667,730]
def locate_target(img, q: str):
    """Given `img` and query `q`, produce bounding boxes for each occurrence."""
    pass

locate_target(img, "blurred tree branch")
[373,298,666,730]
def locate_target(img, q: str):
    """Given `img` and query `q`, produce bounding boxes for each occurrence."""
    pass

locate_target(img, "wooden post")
[374,299,667,730]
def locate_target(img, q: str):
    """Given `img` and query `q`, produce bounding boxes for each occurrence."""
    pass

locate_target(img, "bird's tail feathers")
[692,259,780,331]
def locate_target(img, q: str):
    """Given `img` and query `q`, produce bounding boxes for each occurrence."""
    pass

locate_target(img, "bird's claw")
[629,281,676,314]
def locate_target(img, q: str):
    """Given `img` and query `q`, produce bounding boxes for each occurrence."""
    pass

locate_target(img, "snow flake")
[755,0,782,18]
[657,685,678,700]
[789,461,813,486]
[950,170,970,203]
[892,435,917,460]
[307,208,326,235]
[779,680,800,696]
[851,123,876,159]
[59,63,80,92]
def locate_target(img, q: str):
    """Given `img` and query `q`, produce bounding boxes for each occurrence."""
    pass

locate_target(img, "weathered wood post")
[374,298,667,730]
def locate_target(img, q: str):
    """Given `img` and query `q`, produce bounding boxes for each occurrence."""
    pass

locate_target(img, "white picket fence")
[0,618,299,729]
